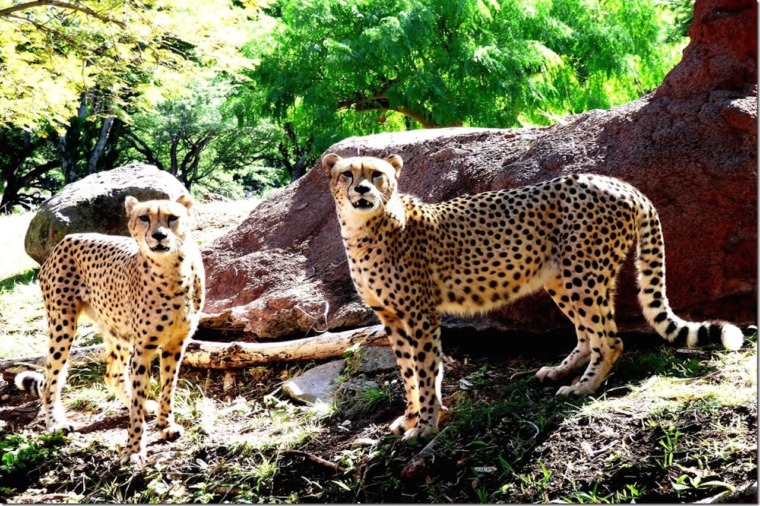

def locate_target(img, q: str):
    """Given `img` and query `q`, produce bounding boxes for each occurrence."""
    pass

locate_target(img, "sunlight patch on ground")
[0,212,36,280]
[578,345,757,421]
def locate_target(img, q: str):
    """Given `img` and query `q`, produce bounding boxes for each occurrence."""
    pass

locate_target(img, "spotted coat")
[16,195,205,464]
[323,153,744,440]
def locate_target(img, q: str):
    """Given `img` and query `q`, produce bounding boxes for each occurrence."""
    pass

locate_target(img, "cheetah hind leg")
[556,303,622,397]
[38,302,81,434]
[537,279,591,385]
[103,338,157,416]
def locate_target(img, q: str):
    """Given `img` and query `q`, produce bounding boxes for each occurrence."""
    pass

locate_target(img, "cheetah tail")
[14,371,44,397]
[634,205,744,351]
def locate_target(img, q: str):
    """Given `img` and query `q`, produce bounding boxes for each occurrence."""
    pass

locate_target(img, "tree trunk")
[59,94,88,184]
[87,116,115,174]
[169,135,180,177]
[290,154,308,181]
[0,183,21,213]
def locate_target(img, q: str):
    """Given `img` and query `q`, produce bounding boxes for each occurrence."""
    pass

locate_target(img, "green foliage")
[120,79,287,193]
[231,0,687,165]
[0,0,258,131]
[655,422,682,469]
[0,431,66,485]
[0,267,37,293]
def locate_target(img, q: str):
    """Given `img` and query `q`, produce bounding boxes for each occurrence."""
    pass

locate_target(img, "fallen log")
[0,345,106,374]
[182,324,388,368]
[0,325,390,374]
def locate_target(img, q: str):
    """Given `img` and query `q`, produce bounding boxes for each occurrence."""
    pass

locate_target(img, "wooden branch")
[0,0,126,27]
[337,96,437,128]
[182,325,388,369]
[0,325,389,373]
[281,449,347,473]
[400,426,452,480]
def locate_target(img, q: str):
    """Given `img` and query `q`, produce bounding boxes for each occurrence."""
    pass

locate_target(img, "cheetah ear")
[176,193,193,210]
[385,154,403,177]
[322,153,342,175]
[125,196,139,215]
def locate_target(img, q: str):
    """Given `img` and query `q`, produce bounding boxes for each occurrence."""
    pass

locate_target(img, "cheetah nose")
[355,184,371,195]
[152,231,168,241]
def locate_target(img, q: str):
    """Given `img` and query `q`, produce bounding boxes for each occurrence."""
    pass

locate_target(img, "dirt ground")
[1,329,756,503]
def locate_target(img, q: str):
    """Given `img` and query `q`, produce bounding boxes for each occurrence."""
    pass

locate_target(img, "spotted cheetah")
[15,195,205,464]
[323,153,744,440]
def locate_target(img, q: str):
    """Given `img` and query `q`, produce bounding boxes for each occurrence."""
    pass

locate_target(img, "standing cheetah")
[15,195,205,464]
[323,153,744,440]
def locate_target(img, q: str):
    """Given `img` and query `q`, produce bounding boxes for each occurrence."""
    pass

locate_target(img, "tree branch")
[122,131,164,171]
[19,159,60,188]
[0,0,126,28]
[337,96,436,128]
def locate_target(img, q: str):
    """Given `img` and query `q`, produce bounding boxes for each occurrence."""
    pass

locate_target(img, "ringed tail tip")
[721,324,744,351]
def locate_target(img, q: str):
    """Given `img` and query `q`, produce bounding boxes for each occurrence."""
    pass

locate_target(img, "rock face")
[201,0,756,338]
[25,163,190,265]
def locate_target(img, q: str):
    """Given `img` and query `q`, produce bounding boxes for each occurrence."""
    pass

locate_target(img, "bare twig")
[281,449,347,473]
[400,426,452,480]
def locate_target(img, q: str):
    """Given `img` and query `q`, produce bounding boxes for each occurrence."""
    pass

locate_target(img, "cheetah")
[15,195,205,464]
[323,153,744,440]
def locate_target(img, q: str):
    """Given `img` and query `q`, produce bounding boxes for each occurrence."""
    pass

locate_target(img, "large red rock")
[201,0,756,338]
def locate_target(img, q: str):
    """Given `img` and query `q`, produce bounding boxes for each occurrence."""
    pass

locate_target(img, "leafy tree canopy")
[233,0,686,147]
[0,0,259,131]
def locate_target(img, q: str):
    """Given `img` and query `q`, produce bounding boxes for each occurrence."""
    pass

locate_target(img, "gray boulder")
[201,0,756,338]
[25,163,189,265]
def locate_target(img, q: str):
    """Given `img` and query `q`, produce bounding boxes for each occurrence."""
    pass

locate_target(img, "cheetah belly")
[435,261,560,316]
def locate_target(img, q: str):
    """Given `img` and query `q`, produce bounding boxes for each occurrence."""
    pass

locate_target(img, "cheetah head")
[125,195,194,257]
[322,153,403,217]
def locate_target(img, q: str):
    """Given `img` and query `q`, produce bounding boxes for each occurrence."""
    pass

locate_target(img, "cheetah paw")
[48,421,75,434]
[535,366,556,383]
[121,450,147,467]
[402,424,437,441]
[389,415,416,435]
[555,384,594,397]
[159,423,184,441]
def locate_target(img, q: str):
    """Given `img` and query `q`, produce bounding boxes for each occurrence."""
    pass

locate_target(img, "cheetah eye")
[138,215,150,223]
[167,215,178,223]
[341,170,352,179]
[371,170,383,180]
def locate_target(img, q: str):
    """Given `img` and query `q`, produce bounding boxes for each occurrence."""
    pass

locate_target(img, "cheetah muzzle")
[15,194,205,465]
[323,152,744,442]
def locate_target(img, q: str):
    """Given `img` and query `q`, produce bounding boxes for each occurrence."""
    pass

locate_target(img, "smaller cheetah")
[16,195,205,464]
[323,153,744,441]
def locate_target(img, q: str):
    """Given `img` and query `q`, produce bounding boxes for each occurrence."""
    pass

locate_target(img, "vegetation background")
[1,0,692,212]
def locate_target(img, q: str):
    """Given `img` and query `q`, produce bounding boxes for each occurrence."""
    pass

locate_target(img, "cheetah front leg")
[155,339,188,441]
[378,312,420,436]
[123,344,152,465]
[403,313,444,440]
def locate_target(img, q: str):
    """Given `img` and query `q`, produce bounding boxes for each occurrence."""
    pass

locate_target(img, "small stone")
[351,437,379,448]
[281,359,345,404]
